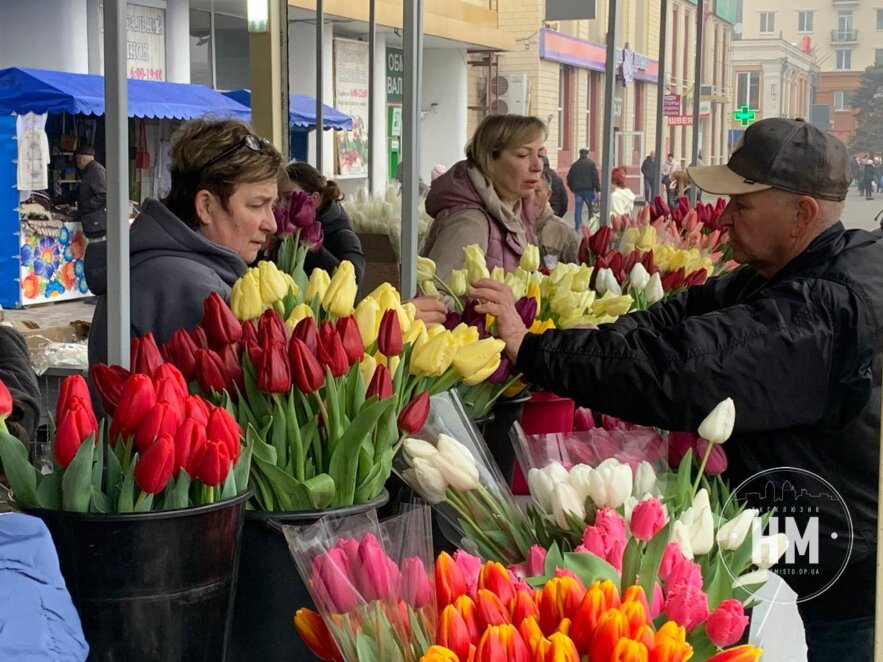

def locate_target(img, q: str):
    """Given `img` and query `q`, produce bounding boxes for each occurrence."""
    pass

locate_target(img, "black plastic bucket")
[481,394,531,484]
[18,490,250,662]
[228,491,390,662]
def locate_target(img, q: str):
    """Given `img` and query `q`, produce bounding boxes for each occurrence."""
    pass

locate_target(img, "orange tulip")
[611,637,650,662]
[518,614,544,651]
[556,618,571,635]
[538,577,586,635]
[479,561,516,606]
[420,645,461,662]
[510,590,540,627]
[570,582,611,654]
[593,579,621,610]
[546,632,580,662]
[650,622,693,662]
[474,624,530,662]
[293,608,341,662]
[620,600,649,638]
[436,552,468,608]
[437,605,471,662]
[453,594,481,644]
[589,608,630,662]
[622,585,651,614]
[533,635,553,661]
[706,645,763,662]
[476,588,511,630]
[633,625,656,652]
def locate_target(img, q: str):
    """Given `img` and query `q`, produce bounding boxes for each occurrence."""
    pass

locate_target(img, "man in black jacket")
[542,155,568,218]
[53,144,107,239]
[473,118,883,661]
[640,151,655,203]
[566,148,600,231]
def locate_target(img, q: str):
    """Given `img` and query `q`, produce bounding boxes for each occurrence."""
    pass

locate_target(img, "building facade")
[739,0,883,143]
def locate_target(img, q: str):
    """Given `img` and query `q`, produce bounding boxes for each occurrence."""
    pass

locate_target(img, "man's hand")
[408,296,447,326]
[470,279,529,362]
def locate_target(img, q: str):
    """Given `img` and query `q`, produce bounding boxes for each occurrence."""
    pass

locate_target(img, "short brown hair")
[611,167,626,188]
[286,161,343,212]
[165,118,283,228]
[465,114,547,181]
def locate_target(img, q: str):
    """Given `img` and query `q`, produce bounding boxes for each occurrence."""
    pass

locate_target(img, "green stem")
[446,489,509,561]
[692,440,715,498]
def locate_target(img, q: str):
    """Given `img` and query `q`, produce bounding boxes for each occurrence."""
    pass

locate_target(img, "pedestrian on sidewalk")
[542,155,568,217]
[862,156,875,200]
[640,150,656,202]
[566,148,600,231]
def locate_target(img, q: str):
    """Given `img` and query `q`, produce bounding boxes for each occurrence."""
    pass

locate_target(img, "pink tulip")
[658,542,688,584]
[313,548,359,613]
[651,582,664,619]
[401,556,433,609]
[357,533,399,602]
[454,550,483,598]
[577,526,606,558]
[595,508,628,544]
[663,582,709,630]
[706,599,749,647]
[525,545,547,577]
[630,497,667,541]
[666,557,704,593]
[573,408,595,432]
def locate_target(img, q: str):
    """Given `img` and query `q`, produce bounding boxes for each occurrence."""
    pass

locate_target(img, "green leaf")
[620,537,642,594]
[166,470,192,510]
[544,542,565,576]
[90,486,110,513]
[91,434,104,495]
[252,454,303,510]
[270,399,288,467]
[61,437,94,512]
[563,551,621,587]
[355,632,380,662]
[250,468,275,511]
[242,352,271,421]
[220,466,238,501]
[233,430,254,496]
[105,442,123,506]
[302,473,335,509]
[36,472,62,510]
[676,448,695,510]
[638,522,672,600]
[285,391,304,482]
[704,553,732,610]
[0,428,39,505]
[117,458,136,513]
[251,435,278,466]
[134,493,154,512]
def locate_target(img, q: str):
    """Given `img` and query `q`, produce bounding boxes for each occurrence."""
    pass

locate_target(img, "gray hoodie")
[85,198,247,366]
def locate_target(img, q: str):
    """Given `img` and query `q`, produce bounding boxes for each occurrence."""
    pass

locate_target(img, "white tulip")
[716,509,759,551]
[436,434,475,464]
[528,463,569,512]
[430,442,480,492]
[644,272,665,304]
[689,489,715,555]
[405,458,448,503]
[753,532,790,570]
[595,268,622,296]
[633,461,657,497]
[403,438,440,463]
[587,458,633,509]
[551,482,586,528]
[568,464,595,504]
[698,397,736,445]
[671,520,695,560]
[623,495,639,523]
[733,569,769,589]
[629,263,651,291]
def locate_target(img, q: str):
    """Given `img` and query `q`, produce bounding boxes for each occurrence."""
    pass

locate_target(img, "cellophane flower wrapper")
[285,509,417,662]
[393,390,536,565]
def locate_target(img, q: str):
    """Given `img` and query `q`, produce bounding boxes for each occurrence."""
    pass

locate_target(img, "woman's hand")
[470,279,529,362]
[408,296,448,326]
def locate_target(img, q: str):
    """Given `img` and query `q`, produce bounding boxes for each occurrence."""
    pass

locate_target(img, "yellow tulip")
[416,256,437,283]
[490,266,506,283]
[574,290,595,312]
[421,280,441,298]
[550,290,577,316]
[404,319,428,346]
[591,292,634,318]
[282,273,300,298]
[519,244,540,272]
[504,378,527,397]
[527,282,542,309]
[449,269,469,297]
[426,323,447,340]
[410,331,457,376]
[257,260,289,305]
[230,270,264,321]
[453,338,505,384]
[637,225,657,250]
[505,272,527,302]
[403,302,417,326]
[450,323,480,347]
[366,281,397,303]
[321,260,358,317]
[529,318,556,334]
[464,244,490,284]
[571,265,593,293]
[359,354,378,385]
[354,296,382,346]
[285,303,314,330]
[305,268,331,304]
[557,311,594,329]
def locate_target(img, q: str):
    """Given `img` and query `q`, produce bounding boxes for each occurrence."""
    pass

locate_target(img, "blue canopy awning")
[0,67,251,120]
[222,89,353,131]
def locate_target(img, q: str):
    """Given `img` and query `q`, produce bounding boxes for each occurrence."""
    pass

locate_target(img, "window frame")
[797,10,814,34]
[759,11,775,34]
[835,48,852,70]
[833,91,848,112]
[736,71,760,110]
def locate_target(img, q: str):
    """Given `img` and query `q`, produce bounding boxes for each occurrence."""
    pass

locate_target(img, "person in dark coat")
[0,327,40,446]
[472,118,882,662]
[284,162,366,284]
[861,156,875,200]
[565,148,600,231]
[541,155,567,217]
[52,144,107,239]
[640,151,655,202]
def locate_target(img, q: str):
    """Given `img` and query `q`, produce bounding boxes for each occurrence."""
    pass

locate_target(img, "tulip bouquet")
[395,392,536,565]
[272,190,325,292]
[0,369,250,514]
[289,506,437,662]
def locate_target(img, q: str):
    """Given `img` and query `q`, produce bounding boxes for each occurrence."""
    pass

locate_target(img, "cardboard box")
[357,232,400,297]
[16,320,90,353]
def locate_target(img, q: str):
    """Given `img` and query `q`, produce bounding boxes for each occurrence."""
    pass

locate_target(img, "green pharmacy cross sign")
[733,105,757,127]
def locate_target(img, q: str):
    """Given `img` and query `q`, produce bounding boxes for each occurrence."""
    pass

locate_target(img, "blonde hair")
[465,114,548,180]
[165,118,283,228]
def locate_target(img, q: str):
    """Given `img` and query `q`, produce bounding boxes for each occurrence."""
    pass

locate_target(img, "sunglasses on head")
[203,134,269,170]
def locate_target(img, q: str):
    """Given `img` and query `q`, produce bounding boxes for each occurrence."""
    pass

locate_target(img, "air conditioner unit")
[490,73,529,115]
[700,84,715,97]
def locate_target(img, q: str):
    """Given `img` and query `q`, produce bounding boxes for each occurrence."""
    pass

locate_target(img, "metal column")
[401,0,424,298]
[654,0,669,203]
[599,0,619,228]
[368,0,376,193]
[104,0,129,368]
[316,0,325,172]
[280,0,290,160]
[690,0,705,205]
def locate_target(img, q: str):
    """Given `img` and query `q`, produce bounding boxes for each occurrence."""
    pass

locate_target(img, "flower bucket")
[228,490,389,662]
[479,393,532,485]
[17,490,250,662]
[510,392,575,494]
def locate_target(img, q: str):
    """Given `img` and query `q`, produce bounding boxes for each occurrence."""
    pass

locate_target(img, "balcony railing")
[831,29,859,42]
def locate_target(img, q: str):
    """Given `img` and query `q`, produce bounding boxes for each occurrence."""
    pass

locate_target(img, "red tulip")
[109,374,157,444]
[437,605,471,662]
[240,319,258,347]
[588,225,612,258]
[163,328,198,380]
[289,337,325,393]
[131,332,165,375]
[294,608,342,662]
[89,364,130,415]
[705,599,749,648]
[511,590,540,628]
[335,316,364,365]
[479,561,516,607]
[153,363,188,403]
[398,391,430,434]
[377,308,402,356]
[184,395,211,425]
[366,363,393,400]
[257,340,292,393]
[436,552,468,608]
[195,348,229,394]
[206,405,242,462]
[317,321,349,378]
[134,401,184,454]
[174,417,207,475]
[191,438,232,487]
[245,340,264,369]
[257,308,287,347]
[221,344,243,392]
[191,325,209,350]
[134,433,175,494]
[53,397,98,467]
[56,375,94,425]
[202,291,242,348]
[293,317,319,354]
[476,589,511,630]
[0,379,11,421]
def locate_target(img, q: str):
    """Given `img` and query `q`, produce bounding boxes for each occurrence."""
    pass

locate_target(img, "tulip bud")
[594,268,622,296]
[257,340,292,393]
[336,316,365,365]
[416,255,437,282]
[134,400,184,454]
[377,308,403,357]
[88,364,129,416]
[630,497,667,541]
[202,291,243,348]
[230,270,264,321]
[190,325,209,350]
[134,434,175,494]
[289,337,326,393]
[110,374,157,444]
[293,316,319,355]
[162,329,198,381]
[716,509,759,551]
[191,438,232,487]
[753,532,789,570]
[436,605,471,662]
[706,645,764,662]
[353,296,382,347]
[153,363,188,404]
[366,363,393,400]
[401,556,433,609]
[397,391,431,434]
[698,397,736,445]
[194,348,229,395]
[174,417,207,475]
[628,262,651,291]
[632,461,657,498]
[705,599,749,648]
[435,552,468,607]
[317,321,350,378]
[519,244,540,272]
[285,303,314,331]
[53,398,98,467]
[56,375,95,426]
[552,482,586,528]
[131,332,165,375]
[206,405,242,462]
[305,268,332,305]
[464,244,490,284]
[449,269,469,297]
[644,272,665,304]
[321,261,358,317]
[431,434,480,492]
[257,308,288,347]
[294,609,340,662]
[257,260,289,305]
[402,457,448,503]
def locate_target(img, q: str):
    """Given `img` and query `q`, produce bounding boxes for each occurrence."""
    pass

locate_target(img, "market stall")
[0,66,250,308]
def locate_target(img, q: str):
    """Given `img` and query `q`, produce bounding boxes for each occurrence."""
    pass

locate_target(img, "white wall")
[420,49,468,183]
[0,0,90,73]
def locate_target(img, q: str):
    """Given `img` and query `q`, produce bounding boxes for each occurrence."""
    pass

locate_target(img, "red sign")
[668,115,694,126]
[663,94,681,116]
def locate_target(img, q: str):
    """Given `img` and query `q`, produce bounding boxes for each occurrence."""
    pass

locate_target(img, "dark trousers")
[803,615,873,662]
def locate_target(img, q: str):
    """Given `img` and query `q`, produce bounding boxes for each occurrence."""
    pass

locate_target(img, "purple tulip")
[696,438,729,475]
[273,205,296,235]
[301,220,324,251]
[443,311,463,330]
[486,355,512,385]
[312,547,359,613]
[288,190,318,229]
[400,556,433,609]
[514,296,538,327]
[462,299,483,327]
